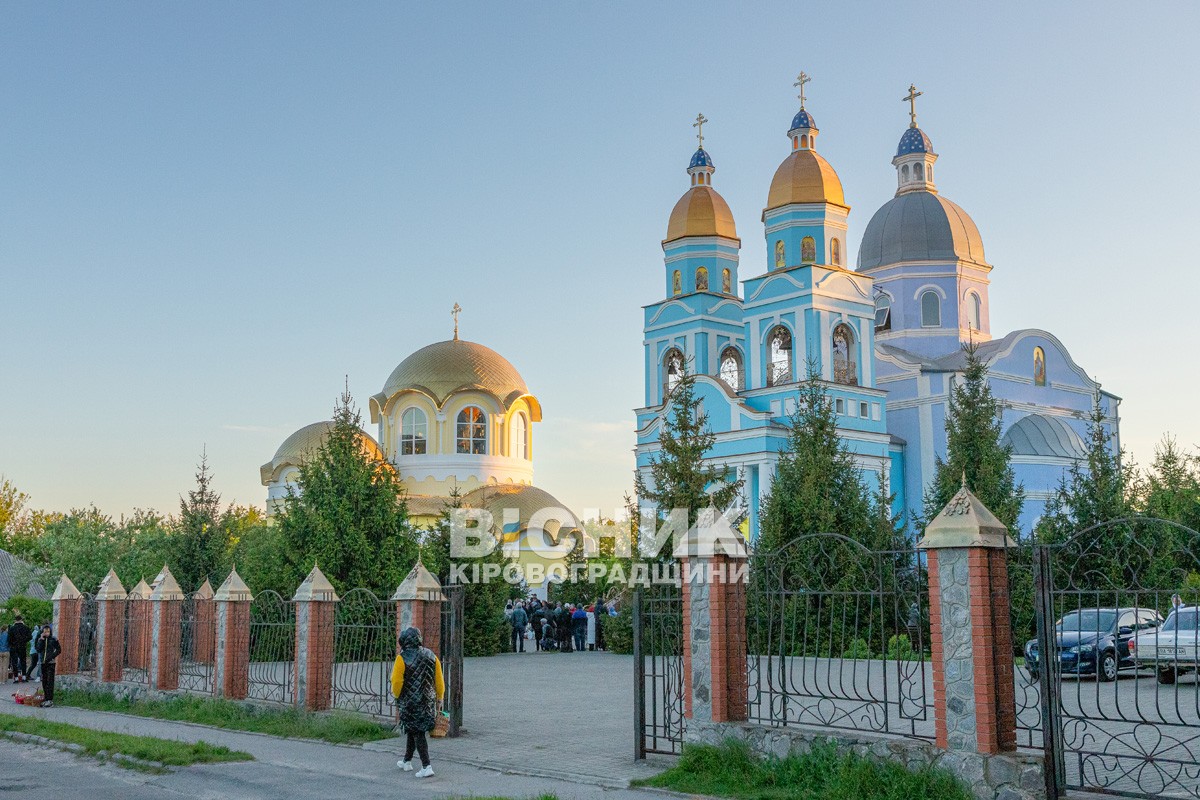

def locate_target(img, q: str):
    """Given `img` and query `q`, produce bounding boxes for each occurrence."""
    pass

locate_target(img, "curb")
[0,730,168,772]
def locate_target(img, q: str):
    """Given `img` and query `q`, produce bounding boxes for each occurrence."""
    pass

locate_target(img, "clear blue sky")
[3,2,1198,520]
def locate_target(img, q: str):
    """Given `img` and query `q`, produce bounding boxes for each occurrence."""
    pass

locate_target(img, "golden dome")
[462,484,583,542]
[765,149,847,211]
[377,339,529,408]
[259,421,387,485]
[664,186,739,244]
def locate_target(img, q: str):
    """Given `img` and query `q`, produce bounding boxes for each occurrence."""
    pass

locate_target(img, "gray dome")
[857,191,986,271]
[1001,414,1086,460]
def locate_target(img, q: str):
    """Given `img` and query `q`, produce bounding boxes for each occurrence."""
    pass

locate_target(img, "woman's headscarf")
[399,626,423,651]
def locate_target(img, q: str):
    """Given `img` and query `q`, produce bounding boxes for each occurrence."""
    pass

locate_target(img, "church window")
[400,407,428,455]
[914,163,924,180]
[921,291,941,327]
[835,398,845,414]
[767,326,792,386]
[800,134,808,148]
[801,236,816,263]
[719,347,742,391]
[696,266,709,291]
[830,238,842,266]
[860,401,869,417]
[874,295,892,331]
[774,240,786,270]
[1034,346,1046,386]
[721,268,731,293]
[672,270,681,296]
[456,406,488,455]
[901,164,910,181]
[832,323,857,385]
[512,412,528,460]
[967,292,982,331]
[664,349,685,396]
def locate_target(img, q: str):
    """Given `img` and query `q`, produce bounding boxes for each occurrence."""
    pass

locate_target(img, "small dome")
[379,339,528,407]
[897,127,934,157]
[462,484,583,540]
[1001,414,1087,460]
[789,108,817,132]
[858,191,985,270]
[689,148,714,169]
[765,149,846,210]
[260,421,386,484]
[665,186,738,243]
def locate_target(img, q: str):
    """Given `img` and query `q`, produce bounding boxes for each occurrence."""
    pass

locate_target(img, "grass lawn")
[0,712,251,771]
[634,741,973,800]
[58,688,394,745]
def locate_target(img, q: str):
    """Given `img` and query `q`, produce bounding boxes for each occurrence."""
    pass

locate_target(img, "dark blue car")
[1024,607,1163,682]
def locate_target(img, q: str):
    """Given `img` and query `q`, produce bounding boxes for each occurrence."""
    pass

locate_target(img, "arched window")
[767,327,792,386]
[511,413,528,460]
[801,236,816,263]
[901,164,910,181]
[800,134,808,148]
[695,266,709,291]
[672,270,681,296]
[914,163,924,180]
[832,324,857,385]
[456,406,487,454]
[1033,347,1046,386]
[721,268,731,293]
[400,407,428,455]
[830,238,841,266]
[719,348,742,391]
[774,240,786,270]
[874,294,892,331]
[921,291,941,327]
[664,349,684,396]
[967,292,982,331]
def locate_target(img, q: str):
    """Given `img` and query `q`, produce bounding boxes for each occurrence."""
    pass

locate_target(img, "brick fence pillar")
[213,569,252,700]
[393,560,446,660]
[51,575,83,676]
[94,569,127,683]
[149,566,185,691]
[126,580,152,671]
[193,578,216,665]
[920,480,1017,755]
[293,565,339,711]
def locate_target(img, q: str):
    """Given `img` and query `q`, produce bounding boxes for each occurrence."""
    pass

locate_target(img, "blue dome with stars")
[896,127,934,157]
[789,108,817,132]
[689,148,714,170]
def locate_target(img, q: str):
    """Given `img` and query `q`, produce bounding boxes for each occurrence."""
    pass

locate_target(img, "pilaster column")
[149,566,184,691]
[293,565,339,711]
[94,570,127,683]
[920,480,1017,754]
[393,561,446,660]
[51,576,83,676]
[213,569,252,700]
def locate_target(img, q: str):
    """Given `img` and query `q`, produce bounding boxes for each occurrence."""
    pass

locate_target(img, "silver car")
[1130,606,1200,684]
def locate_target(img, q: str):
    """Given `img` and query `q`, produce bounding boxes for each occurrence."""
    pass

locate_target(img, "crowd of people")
[1,614,63,706]
[504,597,617,654]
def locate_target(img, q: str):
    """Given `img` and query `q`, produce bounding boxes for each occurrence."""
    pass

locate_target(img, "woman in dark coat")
[34,625,62,707]
[391,627,444,778]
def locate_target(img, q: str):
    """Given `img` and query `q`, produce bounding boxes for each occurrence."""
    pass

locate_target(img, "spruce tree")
[922,343,1024,535]
[174,450,229,590]
[277,385,417,593]
[634,368,744,543]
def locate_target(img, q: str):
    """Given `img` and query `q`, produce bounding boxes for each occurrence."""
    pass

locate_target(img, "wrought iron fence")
[179,597,215,694]
[123,597,149,684]
[634,581,685,757]
[331,589,396,717]
[77,593,98,676]
[1003,544,1044,751]
[248,590,294,705]
[745,535,934,741]
[439,584,464,737]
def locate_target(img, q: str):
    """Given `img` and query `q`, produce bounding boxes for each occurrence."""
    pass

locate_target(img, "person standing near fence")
[510,601,528,653]
[392,626,444,779]
[8,615,30,682]
[34,625,61,707]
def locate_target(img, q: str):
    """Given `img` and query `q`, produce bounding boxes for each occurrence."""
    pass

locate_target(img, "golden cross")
[794,71,811,109]
[451,302,462,340]
[903,83,923,128]
[693,113,708,149]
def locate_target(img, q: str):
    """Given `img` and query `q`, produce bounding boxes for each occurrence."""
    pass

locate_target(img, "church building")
[635,78,1120,537]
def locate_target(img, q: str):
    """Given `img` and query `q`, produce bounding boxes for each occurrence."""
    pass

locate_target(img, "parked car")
[1129,606,1200,684]
[1024,607,1163,682]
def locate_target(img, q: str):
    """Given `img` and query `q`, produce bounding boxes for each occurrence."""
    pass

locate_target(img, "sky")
[2,2,1198,521]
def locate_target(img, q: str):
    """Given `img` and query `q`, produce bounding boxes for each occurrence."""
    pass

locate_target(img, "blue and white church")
[634,81,1120,538]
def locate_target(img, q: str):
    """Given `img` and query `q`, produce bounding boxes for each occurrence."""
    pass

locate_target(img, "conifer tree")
[277,385,417,593]
[174,450,229,590]
[922,343,1024,534]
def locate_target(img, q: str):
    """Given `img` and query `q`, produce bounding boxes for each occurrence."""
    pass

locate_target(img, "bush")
[841,638,872,660]
[885,634,919,662]
[0,596,53,628]
[605,605,633,654]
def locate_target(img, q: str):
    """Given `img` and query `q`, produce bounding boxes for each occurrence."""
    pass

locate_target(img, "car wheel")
[1099,652,1118,682]
[1158,667,1177,685]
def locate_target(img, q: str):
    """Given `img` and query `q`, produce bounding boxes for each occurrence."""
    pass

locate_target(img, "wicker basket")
[430,713,450,738]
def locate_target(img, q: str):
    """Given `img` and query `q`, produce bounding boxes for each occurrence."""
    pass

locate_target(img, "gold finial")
[693,113,708,150]
[903,83,923,128]
[451,302,462,341]
[794,71,811,109]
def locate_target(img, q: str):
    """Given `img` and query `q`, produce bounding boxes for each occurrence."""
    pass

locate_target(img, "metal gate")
[77,593,98,676]
[439,584,465,737]
[331,589,396,717]
[633,582,684,757]
[1027,518,1200,798]
[179,597,215,694]
[248,590,294,705]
